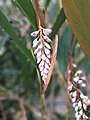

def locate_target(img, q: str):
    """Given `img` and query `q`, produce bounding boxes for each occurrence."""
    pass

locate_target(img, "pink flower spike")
[43,28,52,36]
[31,30,39,37]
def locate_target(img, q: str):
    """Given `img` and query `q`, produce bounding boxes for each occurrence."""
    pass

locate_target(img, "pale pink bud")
[34,48,39,54]
[72,63,77,68]
[72,91,77,98]
[72,97,76,103]
[73,77,79,82]
[39,60,44,66]
[70,92,73,96]
[37,57,41,64]
[79,109,83,115]
[83,114,88,119]
[36,51,42,58]
[43,36,51,42]
[44,42,51,49]
[75,112,79,118]
[31,30,39,36]
[45,48,50,55]
[39,66,43,72]
[75,106,78,111]
[68,85,73,91]
[80,93,85,99]
[68,70,71,74]
[41,71,44,76]
[78,101,82,109]
[81,83,86,87]
[42,77,46,83]
[78,80,83,84]
[44,68,49,74]
[47,54,51,59]
[75,113,81,119]
[80,76,86,81]
[43,74,48,79]
[42,54,46,60]
[75,70,82,76]
[73,102,77,107]
[46,58,50,64]
[38,44,43,49]
[43,28,52,36]
[45,63,50,69]
[83,103,87,111]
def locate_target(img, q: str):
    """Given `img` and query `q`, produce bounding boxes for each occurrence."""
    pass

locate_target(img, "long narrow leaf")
[62,0,90,60]
[0,11,37,67]
[50,8,66,39]
[14,0,38,29]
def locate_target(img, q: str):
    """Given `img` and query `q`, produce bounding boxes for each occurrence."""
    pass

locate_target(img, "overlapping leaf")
[50,8,66,39]
[62,0,90,60]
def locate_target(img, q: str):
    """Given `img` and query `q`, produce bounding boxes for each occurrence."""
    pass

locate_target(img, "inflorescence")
[31,26,52,84]
[68,65,90,120]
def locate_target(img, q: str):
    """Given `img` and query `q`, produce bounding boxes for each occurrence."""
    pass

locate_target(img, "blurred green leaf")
[0,11,36,67]
[14,0,38,29]
[62,0,90,61]
[50,8,66,39]
[45,0,52,11]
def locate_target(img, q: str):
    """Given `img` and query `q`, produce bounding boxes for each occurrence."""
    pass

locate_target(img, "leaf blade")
[62,0,90,60]
[14,0,38,29]
[0,11,36,67]
[50,8,66,39]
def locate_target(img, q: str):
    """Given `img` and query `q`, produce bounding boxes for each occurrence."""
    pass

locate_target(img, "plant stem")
[37,70,45,120]
[66,32,75,119]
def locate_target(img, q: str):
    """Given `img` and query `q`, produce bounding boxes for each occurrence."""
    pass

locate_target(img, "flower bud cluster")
[68,69,90,120]
[31,26,52,84]
[73,70,86,87]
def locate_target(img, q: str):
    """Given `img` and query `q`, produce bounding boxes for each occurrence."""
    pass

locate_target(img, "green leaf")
[57,26,73,75]
[0,11,36,67]
[14,0,38,29]
[62,0,90,60]
[45,0,52,11]
[50,8,66,39]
